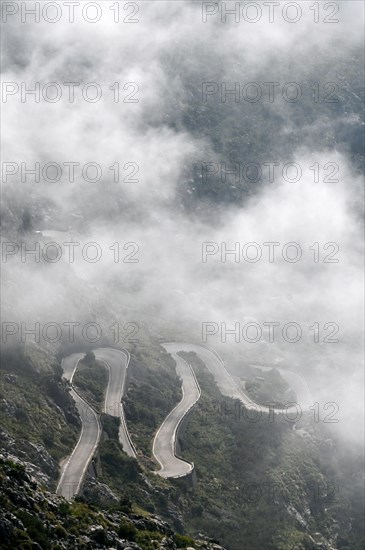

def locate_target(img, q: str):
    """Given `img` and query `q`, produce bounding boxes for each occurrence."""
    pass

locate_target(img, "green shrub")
[101,414,120,440]
[135,530,164,549]
[118,519,137,540]
[175,533,196,548]
[119,496,132,513]
[58,501,70,516]
[16,511,50,549]
[191,504,203,517]
[54,524,67,539]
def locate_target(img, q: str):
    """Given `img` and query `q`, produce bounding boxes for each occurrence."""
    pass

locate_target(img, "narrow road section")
[152,349,201,478]
[93,348,136,458]
[153,342,313,479]
[58,343,313,492]
[56,385,100,500]
[163,343,312,414]
[56,348,135,500]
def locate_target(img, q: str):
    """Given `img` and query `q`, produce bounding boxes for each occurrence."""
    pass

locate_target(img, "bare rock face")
[82,477,120,507]
[0,429,57,487]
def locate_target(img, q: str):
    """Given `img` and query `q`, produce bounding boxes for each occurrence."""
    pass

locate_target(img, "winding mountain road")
[56,348,136,500]
[152,350,201,478]
[57,342,313,496]
[152,342,313,478]
[161,343,311,413]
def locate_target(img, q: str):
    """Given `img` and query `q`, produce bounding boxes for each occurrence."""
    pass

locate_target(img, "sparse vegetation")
[1,340,364,549]
[72,355,108,412]
[0,457,222,550]
[124,342,182,462]
[173,353,364,550]
[0,347,80,466]
[244,367,296,406]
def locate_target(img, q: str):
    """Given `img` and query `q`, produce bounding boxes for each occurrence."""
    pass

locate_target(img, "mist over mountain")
[1,2,364,548]
[2,1,364,442]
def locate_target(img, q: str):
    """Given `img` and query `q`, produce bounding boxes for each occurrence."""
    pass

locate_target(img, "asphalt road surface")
[56,348,135,500]
[152,348,201,478]
[162,343,311,413]
[58,343,313,494]
[152,342,313,478]
[92,348,136,458]
[56,385,100,500]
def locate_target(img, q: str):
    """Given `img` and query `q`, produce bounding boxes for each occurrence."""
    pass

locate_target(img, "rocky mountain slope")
[0,454,226,550]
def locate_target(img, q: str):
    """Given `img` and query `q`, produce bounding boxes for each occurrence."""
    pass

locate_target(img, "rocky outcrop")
[0,429,57,487]
[82,477,120,507]
[0,454,227,550]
